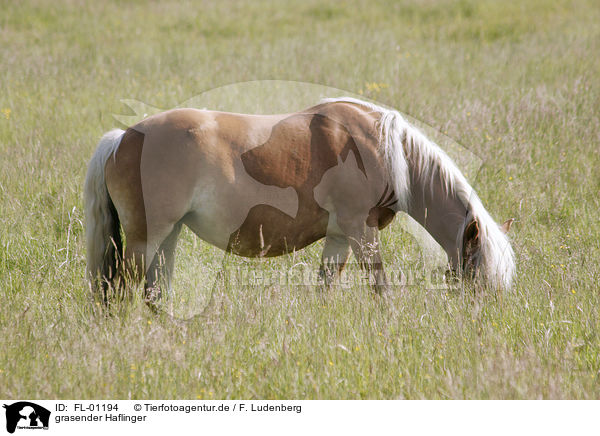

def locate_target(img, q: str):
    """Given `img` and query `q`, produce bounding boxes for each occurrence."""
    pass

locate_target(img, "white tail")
[84,129,125,292]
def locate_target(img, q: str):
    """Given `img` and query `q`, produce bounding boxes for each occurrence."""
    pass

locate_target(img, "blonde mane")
[320,97,515,290]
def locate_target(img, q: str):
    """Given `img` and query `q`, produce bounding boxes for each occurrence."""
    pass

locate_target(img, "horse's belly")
[183,194,328,257]
[225,204,329,257]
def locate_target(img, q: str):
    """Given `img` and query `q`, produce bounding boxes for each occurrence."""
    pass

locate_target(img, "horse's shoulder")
[311,100,377,123]
[301,102,379,142]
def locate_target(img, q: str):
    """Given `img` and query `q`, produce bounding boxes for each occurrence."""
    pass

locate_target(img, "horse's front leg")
[319,233,352,287]
[347,225,390,295]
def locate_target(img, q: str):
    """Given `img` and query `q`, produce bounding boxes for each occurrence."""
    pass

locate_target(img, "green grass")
[1,0,600,399]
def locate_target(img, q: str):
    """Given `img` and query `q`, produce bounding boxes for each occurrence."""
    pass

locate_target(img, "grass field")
[1,0,599,399]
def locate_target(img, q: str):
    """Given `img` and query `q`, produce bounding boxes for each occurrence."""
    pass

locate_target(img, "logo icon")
[3,402,50,434]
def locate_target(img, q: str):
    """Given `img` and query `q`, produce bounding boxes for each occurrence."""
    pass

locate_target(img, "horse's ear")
[500,218,514,234]
[464,219,480,245]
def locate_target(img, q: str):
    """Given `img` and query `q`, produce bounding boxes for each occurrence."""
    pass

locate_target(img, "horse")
[84,97,515,307]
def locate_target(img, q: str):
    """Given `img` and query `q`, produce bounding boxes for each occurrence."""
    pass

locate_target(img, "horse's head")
[451,216,514,287]
[461,218,482,279]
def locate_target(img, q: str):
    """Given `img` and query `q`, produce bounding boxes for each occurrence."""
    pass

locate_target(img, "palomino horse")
[85,97,515,306]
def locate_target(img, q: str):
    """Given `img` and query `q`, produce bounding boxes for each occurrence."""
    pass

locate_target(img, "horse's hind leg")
[144,222,182,307]
[319,233,351,287]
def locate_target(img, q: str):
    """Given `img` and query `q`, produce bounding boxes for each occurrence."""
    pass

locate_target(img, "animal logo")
[3,402,50,433]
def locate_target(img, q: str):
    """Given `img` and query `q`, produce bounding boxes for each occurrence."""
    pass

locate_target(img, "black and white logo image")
[3,402,50,434]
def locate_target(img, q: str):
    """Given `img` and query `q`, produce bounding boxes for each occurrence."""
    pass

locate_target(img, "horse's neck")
[405,166,467,268]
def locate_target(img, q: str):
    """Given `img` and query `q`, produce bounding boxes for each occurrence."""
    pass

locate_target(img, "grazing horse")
[85,97,515,306]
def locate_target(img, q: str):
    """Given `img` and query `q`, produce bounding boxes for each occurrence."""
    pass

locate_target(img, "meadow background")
[1,0,599,399]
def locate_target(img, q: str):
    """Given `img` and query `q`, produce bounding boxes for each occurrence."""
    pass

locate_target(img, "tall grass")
[1,0,599,399]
